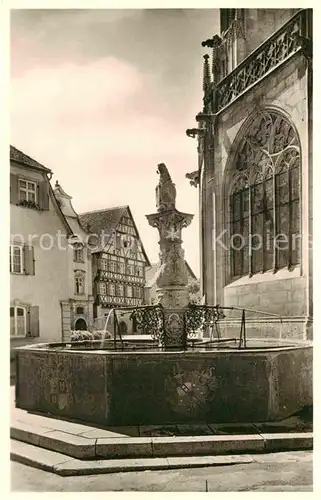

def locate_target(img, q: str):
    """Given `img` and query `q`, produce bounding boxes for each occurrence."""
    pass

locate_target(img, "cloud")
[10,9,221,274]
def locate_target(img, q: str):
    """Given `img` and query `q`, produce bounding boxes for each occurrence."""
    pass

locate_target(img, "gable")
[10,145,52,173]
[79,206,150,265]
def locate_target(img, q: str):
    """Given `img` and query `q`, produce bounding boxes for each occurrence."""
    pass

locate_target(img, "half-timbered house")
[79,206,150,331]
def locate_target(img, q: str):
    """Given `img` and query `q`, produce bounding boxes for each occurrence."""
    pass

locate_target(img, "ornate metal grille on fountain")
[146,163,194,348]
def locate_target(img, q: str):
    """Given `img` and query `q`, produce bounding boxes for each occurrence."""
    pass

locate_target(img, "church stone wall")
[206,52,311,339]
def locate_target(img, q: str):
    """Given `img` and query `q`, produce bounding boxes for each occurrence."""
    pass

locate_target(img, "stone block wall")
[203,51,311,340]
[16,345,312,425]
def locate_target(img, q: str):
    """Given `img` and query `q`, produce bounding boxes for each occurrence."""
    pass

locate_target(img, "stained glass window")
[229,110,300,279]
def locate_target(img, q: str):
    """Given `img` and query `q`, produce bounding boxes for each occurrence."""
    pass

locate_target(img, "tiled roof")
[79,206,150,265]
[10,145,52,173]
[79,206,128,235]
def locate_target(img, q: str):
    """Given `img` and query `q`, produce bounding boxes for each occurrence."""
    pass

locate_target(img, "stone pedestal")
[146,165,194,348]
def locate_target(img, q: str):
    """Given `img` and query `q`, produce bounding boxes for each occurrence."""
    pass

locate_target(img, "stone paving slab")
[261,432,313,452]
[12,412,96,436]
[176,424,214,436]
[208,423,259,435]
[10,420,54,446]
[151,434,265,457]
[166,454,254,468]
[96,437,153,459]
[253,417,313,434]
[139,425,179,437]
[38,430,96,459]
[11,439,256,477]
[79,429,131,439]
[11,439,71,471]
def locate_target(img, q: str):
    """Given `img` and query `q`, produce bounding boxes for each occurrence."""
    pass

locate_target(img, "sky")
[10,8,220,275]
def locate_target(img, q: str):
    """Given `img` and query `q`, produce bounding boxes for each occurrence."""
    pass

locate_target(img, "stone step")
[10,439,255,477]
[11,420,313,460]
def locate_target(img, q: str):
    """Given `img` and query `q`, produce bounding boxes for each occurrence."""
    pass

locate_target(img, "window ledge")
[16,202,42,211]
[226,265,301,288]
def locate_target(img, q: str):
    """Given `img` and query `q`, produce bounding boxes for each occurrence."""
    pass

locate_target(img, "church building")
[186,9,312,339]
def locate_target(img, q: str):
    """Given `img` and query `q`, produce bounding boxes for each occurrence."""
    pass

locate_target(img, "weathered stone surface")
[166,454,254,467]
[151,435,265,456]
[262,432,313,452]
[11,439,71,472]
[95,437,153,458]
[146,164,193,348]
[38,431,96,459]
[16,343,312,426]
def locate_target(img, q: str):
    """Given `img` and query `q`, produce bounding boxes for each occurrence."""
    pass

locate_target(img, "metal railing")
[184,304,284,350]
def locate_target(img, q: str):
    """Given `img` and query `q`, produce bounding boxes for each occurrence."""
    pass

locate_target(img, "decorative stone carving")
[185,171,200,187]
[156,163,176,212]
[164,312,186,347]
[213,10,307,111]
[146,164,194,348]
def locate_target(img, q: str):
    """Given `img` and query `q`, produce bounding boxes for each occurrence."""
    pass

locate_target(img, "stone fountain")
[146,163,193,348]
[14,164,312,426]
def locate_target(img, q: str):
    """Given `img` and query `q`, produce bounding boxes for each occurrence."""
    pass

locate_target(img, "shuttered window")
[9,245,35,275]
[9,245,23,274]
[10,174,49,210]
[10,306,27,337]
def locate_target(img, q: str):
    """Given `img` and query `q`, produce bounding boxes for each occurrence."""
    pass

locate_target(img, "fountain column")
[146,163,193,348]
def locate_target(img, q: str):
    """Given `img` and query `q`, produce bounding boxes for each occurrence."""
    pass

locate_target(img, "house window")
[10,306,27,337]
[101,259,108,270]
[117,284,124,296]
[75,273,85,294]
[9,245,23,274]
[99,283,107,295]
[18,179,37,203]
[229,111,300,280]
[74,247,84,262]
[109,261,116,272]
[127,285,133,298]
[118,262,125,274]
[109,283,116,296]
[136,266,143,277]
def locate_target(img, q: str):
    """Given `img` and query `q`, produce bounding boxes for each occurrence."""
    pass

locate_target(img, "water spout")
[100,309,115,348]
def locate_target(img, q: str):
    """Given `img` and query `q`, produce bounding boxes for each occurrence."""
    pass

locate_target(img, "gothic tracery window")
[229,110,300,280]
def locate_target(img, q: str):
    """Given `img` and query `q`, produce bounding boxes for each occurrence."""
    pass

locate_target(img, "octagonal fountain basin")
[15,338,312,426]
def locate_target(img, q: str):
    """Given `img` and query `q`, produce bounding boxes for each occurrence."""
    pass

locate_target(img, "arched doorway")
[75,318,87,331]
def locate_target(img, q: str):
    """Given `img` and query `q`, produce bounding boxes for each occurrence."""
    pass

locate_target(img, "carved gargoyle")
[186,171,200,187]
[156,163,176,212]
[201,34,222,48]
[186,128,205,139]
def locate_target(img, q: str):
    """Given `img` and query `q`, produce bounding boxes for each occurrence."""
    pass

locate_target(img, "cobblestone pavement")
[11,450,312,492]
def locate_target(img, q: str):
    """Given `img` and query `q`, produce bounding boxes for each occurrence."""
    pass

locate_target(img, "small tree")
[187,279,201,304]
[187,279,200,296]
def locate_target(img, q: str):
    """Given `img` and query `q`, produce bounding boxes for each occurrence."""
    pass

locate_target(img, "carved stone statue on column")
[146,164,194,348]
